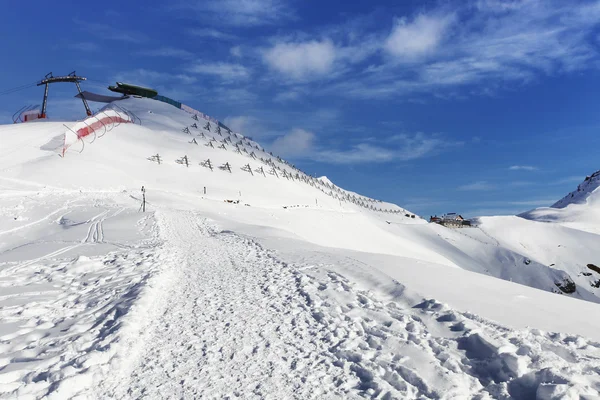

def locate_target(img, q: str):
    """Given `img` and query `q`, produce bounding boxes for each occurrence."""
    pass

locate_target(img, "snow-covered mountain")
[1,97,600,399]
[519,170,600,235]
[553,170,600,209]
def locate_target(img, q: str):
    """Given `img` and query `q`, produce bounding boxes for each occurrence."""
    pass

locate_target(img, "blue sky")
[1,0,600,217]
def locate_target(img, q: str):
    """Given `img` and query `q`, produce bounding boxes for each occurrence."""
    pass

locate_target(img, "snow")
[1,97,600,398]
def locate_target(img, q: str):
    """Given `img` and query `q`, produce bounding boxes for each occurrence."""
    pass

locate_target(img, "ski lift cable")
[0,82,38,96]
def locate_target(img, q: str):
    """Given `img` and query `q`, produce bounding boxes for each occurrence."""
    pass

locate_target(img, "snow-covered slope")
[2,97,600,399]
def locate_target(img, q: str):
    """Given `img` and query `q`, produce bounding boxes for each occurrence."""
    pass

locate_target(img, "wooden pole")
[141,186,146,212]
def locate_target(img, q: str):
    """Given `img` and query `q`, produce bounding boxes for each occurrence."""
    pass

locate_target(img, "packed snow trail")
[99,211,600,399]
[103,210,353,399]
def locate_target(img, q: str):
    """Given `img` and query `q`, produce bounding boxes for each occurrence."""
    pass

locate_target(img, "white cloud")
[458,181,496,191]
[328,1,600,99]
[222,115,269,136]
[223,115,255,133]
[385,14,454,60]
[263,40,337,80]
[186,63,250,81]
[270,129,316,157]
[509,165,538,171]
[137,47,194,59]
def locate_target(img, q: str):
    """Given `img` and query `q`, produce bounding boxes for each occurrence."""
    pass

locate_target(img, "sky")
[1,0,599,218]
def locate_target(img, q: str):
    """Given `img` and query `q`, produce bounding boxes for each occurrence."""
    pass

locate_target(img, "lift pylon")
[37,71,92,118]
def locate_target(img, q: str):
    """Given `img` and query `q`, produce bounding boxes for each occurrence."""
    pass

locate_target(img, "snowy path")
[103,210,352,399]
[100,211,600,399]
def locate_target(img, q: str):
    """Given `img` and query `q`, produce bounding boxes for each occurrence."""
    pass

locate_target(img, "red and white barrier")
[61,108,134,157]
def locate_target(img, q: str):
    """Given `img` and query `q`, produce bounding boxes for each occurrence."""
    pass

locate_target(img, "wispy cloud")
[508,199,556,206]
[230,46,243,58]
[386,132,463,160]
[315,143,395,164]
[266,130,461,164]
[179,0,293,27]
[403,198,446,212]
[273,90,303,102]
[113,69,197,90]
[188,28,237,41]
[509,165,538,171]
[552,176,585,185]
[137,47,194,59]
[186,63,250,81]
[324,0,600,99]
[67,42,99,52]
[458,181,496,191]
[73,19,146,43]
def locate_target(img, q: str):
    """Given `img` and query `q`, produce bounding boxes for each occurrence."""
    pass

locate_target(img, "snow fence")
[61,105,139,157]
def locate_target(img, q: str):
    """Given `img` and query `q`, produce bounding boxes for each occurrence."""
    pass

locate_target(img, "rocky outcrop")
[587,263,600,274]
[554,277,577,294]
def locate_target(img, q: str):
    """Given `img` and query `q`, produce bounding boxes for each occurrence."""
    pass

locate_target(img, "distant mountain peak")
[552,170,600,209]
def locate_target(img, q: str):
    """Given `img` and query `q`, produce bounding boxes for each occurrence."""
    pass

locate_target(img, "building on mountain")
[429,213,472,228]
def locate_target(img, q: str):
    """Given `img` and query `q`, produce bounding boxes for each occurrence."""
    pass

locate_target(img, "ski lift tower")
[37,71,92,119]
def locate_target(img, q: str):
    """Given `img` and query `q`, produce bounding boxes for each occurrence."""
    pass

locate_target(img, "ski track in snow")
[0,196,158,400]
[98,210,600,400]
